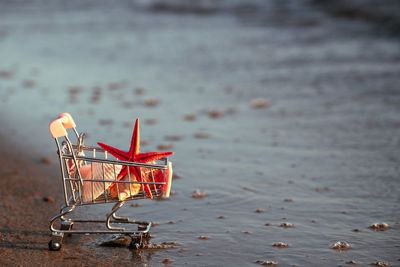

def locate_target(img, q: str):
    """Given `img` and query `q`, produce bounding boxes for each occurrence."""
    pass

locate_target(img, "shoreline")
[0,127,59,263]
[0,127,133,265]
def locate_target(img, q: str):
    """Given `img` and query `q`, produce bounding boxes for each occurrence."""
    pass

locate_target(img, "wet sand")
[1,0,400,266]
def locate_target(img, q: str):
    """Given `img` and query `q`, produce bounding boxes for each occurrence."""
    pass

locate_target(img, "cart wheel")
[48,240,62,251]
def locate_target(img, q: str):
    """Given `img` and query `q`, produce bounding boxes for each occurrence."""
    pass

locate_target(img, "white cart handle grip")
[49,113,76,138]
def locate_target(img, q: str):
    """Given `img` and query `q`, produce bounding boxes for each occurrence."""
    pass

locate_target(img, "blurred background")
[0,0,399,265]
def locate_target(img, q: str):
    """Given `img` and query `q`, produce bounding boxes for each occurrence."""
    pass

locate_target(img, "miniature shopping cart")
[48,113,173,251]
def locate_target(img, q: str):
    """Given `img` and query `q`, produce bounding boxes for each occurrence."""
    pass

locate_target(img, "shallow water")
[1,0,400,265]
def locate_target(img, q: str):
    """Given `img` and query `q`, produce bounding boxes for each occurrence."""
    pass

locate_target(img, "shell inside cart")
[48,113,173,251]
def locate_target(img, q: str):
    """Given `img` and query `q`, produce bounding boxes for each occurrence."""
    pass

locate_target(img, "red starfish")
[98,118,173,198]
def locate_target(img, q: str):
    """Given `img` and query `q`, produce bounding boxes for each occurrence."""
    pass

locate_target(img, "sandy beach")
[1,0,400,266]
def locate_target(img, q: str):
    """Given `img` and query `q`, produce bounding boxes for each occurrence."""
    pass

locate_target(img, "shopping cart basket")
[48,113,173,251]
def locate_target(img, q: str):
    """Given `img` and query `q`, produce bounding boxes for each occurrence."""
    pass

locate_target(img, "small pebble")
[372,262,390,267]
[242,186,255,192]
[99,119,114,126]
[208,110,224,118]
[184,114,197,121]
[144,98,159,107]
[90,86,102,103]
[68,86,82,95]
[100,235,132,247]
[131,203,141,207]
[284,198,293,202]
[134,87,145,95]
[265,223,271,226]
[191,190,208,199]
[162,259,173,264]
[346,260,357,264]
[369,223,391,231]
[157,144,173,150]
[331,241,351,251]
[0,70,13,79]
[172,173,182,179]
[165,135,183,141]
[43,196,54,203]
[167,221,175,224]
[199,236,209,240]
[140,140,149,146]
[314,187,330,193]
[352,229,361,232]
[23,79,35,88]
[255,209,264,213]
[218,216,226,219]
[251,98,270,109]
[41,157,52,164]
[145,119,157,125]
[108,82,122,90]
[273,242,289,248]
[280,222,295,228]
[243,231,251,234]
[256,260,278,266]
[194,132,210,139]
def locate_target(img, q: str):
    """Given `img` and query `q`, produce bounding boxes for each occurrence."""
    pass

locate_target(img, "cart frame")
[48,113,172,251]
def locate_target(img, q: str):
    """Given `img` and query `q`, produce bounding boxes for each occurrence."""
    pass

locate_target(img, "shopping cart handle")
[49,113,76,138]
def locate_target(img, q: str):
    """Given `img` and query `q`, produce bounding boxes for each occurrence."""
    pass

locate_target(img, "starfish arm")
[135,151,174,163]
[129,118,140,160]
[98,142,129,160]
[126,166,141,182]
[97,117,172,200]
[116,166,128,180]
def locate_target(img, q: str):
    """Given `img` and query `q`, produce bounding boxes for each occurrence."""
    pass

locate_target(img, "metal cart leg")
[49,205,75,251]
[50,205,75,233]
[112,212,129,222]
[106,201,126,230]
